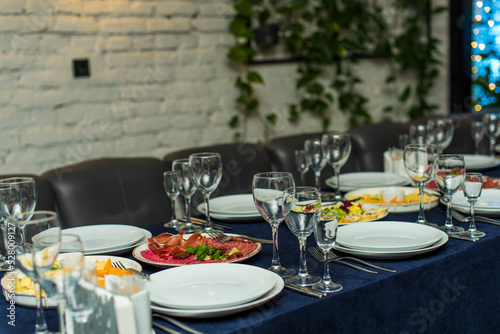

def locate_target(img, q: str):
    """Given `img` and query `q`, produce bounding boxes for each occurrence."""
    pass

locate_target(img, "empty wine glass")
[462,173,485,238]
[403,144,437,226]
[321,132,351,201]
[252,172,295,278]
[172,159,202,233]
[304,139,326,192]
[9,211,61,334]
[434,154,466,234]
[189,152,222,231]
[312,210,342,293]
[409,124,428,144]
[163,171,181,229]
[470,121,484,155]
[427,118,454,154]
[294,149,310,186]
[283,186,321,286]
[482,113,500,157]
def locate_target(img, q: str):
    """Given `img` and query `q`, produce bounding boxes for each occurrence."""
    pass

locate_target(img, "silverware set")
[451,209,500,226]
[207,229,274,244]
[177,216,232,230]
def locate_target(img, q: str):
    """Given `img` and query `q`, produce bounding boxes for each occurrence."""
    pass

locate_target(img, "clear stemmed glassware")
[163,171,182,229]
[252,172,295,278]
[482,113,500,157]
[294,149,310,186]
[403,144,437,226]
[172,159,202,233]
[9,211,61,334]
[434,154,466,234]
[462,172,485,238]
[189,152,222,231]
[426,118,454,154]
[321,132,351,201]
[312,210,342,293]
[470,121,484,155]
[304,139,326,192]
[283,186,321,286]
[409,124,428,144]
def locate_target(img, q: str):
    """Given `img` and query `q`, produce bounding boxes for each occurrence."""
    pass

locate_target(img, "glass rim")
[253,171,293,179]
[7,210,57,223]
[284,186,319,193]
[172,158,189,164]
[188,152,221,158]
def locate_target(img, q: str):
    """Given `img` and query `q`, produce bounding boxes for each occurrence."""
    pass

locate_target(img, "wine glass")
[189,152,222,231]
[283,186,321,286]
[304,139,326,192]
[321,132,351,201]
[470,121,484,155]
[409,124,428,144]
[426,118,454,154]
[462,173,485,238]
[294,149,310,186]
[252,172,295,278]
[163,171,181,229]
[403,144,437,226]
[9,210,61,334]
[434,154,466,234]
[482,113,500,157]
[172,159,202,232]
[312,210,342,293]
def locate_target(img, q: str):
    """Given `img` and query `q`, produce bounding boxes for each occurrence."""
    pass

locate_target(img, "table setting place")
[2,133,500,334]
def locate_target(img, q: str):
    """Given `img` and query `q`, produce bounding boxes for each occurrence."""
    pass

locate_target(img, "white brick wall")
[0,0,449,174]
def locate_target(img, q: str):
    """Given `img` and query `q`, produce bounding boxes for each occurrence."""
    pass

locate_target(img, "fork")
[206,230,273,244]
[451,209,500,226]
[308,247,377,274]
[326,250,397,273]
[113,261,150,279]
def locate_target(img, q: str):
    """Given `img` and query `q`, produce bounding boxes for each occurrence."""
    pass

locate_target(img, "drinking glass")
[462,173,485,238]
[163,171,181,229]
[470,121,484,155]
[434,154,466,234]
[294,149,310,186]
[409,124,428,144]
[283,186,321,286]
[304,139,326,192]
[426,118,454,154]
[252,172,295,278]
[312,210,342,293]
[189,152,222,231]
[172,159,202,232]
[482,113,500,157]
[9,211,61,334]
[403,144,437,226]
[321,132,351,201]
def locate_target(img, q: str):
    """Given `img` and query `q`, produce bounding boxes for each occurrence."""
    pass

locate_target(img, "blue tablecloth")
[2,168,500,334]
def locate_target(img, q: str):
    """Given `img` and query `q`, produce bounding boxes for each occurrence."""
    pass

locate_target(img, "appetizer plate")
[326,172,410,192]
[336,221,443,251]
[448,189,500,217]
[132,234,262,268]
[150,273,284,318]
[85,255,142,271]
[147,264,276,309]
[426,176,500,190]
[462,154,500,170]
[63,225,147,254]
[344,187,440,213]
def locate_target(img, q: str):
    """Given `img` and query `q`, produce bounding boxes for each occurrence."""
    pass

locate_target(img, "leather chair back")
[0,174,55,211]
[42,158,170,228]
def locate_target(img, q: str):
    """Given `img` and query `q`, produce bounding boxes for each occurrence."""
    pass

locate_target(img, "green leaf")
[230,18,255,39]
[246,71,264,84]
[229,116,239,128]
[246,99,259,112]
[234,0,253,17]
[266,113,277,126]
[399,86,411,103]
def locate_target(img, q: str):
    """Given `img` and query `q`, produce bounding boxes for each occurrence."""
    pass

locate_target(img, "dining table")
[1,166,500,334]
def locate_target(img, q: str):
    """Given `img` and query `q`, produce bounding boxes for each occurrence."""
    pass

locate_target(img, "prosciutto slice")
[147,232,206,257]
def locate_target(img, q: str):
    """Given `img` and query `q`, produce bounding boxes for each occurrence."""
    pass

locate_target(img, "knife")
[284,283,326,298]
[447,234,478,242]
[127,267,151,279]
[235,235,273,244]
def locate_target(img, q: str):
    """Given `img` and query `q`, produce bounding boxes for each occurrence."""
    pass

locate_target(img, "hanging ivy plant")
[227,0,448,139]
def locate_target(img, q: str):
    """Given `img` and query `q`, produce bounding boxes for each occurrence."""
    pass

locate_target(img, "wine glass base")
[163,221,179,228]
[437,225,464,235]
[313,281,343,293]
[286,274,322,287]
[268,266,295,278]
[415,220,437,228]
[462,230,485,238]
[320,191,338,202]
[176,223,203,233]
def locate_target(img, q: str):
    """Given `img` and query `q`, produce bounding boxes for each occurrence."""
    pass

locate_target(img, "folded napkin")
[383,150,408,179]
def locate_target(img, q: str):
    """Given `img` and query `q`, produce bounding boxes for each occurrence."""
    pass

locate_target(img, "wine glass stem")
[270,224,282,269]
[417,184,426,224]
[334,166,341,198]
[184,195,192,226]
[34,280,48,333]
[170,196,178,223]
[490,138,496,157]
[468,202,477,232]
[322,251,332,284]
[300,171,306,186]
[314,170,321,191]
[444,195,454,229]
[475,140,480,155]
[58,299,66,334]
[204,193,212,231]
[298,237,308,276]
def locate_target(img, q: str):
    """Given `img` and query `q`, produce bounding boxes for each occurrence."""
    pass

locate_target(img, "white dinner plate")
[451,189,500,210]
[334,226,449,259]
[344,187,440,213]
[63,225,146,253]
[147,264,276,309]
[462,154,500,170]
[199,194,259,215]
[336,221,443,251]
[150,273,283,318]
[326,172,410,192]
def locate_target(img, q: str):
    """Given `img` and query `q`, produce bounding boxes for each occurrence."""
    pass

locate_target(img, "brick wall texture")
[0,0,449,174]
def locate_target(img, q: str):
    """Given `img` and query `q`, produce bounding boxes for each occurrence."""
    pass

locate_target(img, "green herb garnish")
[186,245,229,261]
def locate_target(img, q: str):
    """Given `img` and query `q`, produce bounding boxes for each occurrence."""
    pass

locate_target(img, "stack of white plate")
[326,172,411,193]
[63,224,152,255]
[450,189,500,217]
[334,221,448,259]
[463,154,500,171]
[147,263,284,318]
[197,194,262,222]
